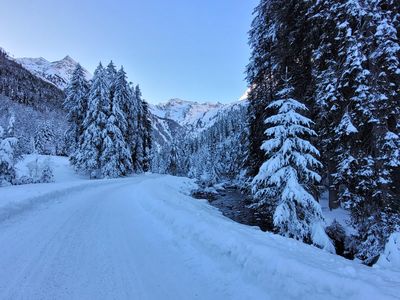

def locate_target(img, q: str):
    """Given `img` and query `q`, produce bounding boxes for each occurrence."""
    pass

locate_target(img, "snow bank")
[1,155,114,221]
[137,175,400,300]
[377,232,400,271]
[15,155,81,183]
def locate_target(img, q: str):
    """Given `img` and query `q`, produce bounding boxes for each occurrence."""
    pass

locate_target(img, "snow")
[239,88,251,100]
[150,98,248,141]
[151,98,224,128]
[336,112,358,135]
[319,191,356,235]
[16,155,80,183]
[150,98,248,151]
[0,156,399,299]
[16,55,92,89]
[377,232,400,271]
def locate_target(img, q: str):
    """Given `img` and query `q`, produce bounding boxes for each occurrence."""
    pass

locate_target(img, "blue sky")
[0,0,258,104]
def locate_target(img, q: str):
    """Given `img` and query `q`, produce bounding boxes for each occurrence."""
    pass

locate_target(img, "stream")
[192,186,269,231]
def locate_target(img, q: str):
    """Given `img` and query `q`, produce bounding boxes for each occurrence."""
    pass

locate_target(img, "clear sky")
[0,0,258,104]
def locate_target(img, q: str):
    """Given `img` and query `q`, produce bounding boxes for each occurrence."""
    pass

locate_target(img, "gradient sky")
[0,0,258,104]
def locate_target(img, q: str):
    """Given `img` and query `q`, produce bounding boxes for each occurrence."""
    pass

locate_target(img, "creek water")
[194,187,269,231]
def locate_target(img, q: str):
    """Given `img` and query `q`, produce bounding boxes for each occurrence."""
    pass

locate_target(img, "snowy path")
[0,174,399,299]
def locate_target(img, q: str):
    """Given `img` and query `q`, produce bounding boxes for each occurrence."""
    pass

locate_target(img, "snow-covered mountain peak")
[164,98,193,105]
[16,55,91,90]
[149,97,248,148]
[149,97,248,153]
[151,98,225,128]
[62,55,74,62]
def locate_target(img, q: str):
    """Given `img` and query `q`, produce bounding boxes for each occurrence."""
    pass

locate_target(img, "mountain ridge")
[16,55,91,90]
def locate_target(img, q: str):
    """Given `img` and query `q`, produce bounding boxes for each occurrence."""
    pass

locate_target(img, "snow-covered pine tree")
[106,61,118,107]
[166,141,180,176]
[349,1,400,264]
[252,74,334,252]
[76,63,109,178]
[370,0,400,203]
[131,85,144,173]
[124,83,139,172]
[100,67,132,178]
[141,98,152,172]
[132,85,152,172]
[246,0,277,178]
[0,119,18,186]
[106,61,118,81]
[34,122,55,155]
[40,158,55,183]
[63,64,89,164]
[308,0,343,210]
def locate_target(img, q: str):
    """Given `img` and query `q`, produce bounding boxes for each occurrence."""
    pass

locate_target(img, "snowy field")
[0,156,399,299]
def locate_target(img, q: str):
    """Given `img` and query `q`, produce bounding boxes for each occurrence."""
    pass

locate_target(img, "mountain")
[151,98,224,128]
[149,98,248,149]
[16,55,91,90]
[151,98,247,131]
[0,49,67,155]
[0,49,64,109]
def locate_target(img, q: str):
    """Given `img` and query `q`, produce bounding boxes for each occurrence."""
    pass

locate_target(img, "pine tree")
[124,83,139,172]
[350,1,400,264]
[252,74,333,252]
[34,122,55,155]
[63,64,89,164]
[0,118,18,186]
[40,159,55,183]
[141,98,152,172]
[132,85,152,172]
[166,141,179,176]
[76,63,109,178]
[101,67,132,178]
[106,61,118,108]
[106,61,118,81]
[246,0,277,177]
[101,116,131,178]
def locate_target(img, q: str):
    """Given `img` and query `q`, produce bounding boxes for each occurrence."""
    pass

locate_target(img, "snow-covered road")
[0,173,399,299]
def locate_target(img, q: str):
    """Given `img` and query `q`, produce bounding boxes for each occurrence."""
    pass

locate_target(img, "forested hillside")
[246,0,400,264]
[16,55,91,90]
[0,49,67,156]
[0,50,64,108]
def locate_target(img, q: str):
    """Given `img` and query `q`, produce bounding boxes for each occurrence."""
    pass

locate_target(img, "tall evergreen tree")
[76,63,109,178]
[101,67,132,177]
[251,75,333,252]
[132,85,151,172]
[34,122,55,155]
[246,0,277,177]
[124,83,139,171]
[141,98,152,172]
[63,64,89,164]
[0,118,18,186]
[106,61,118,106]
